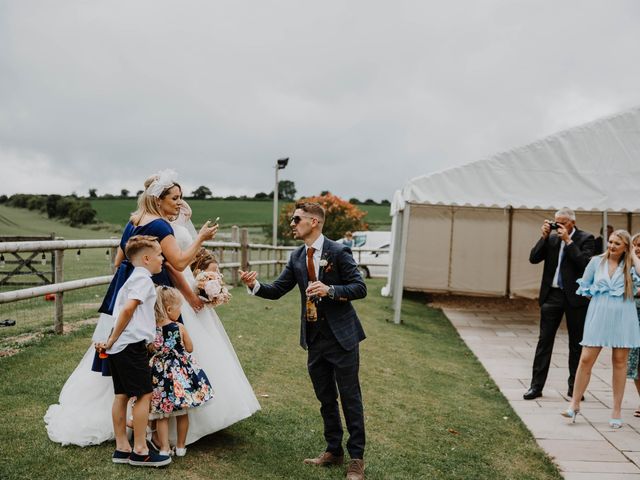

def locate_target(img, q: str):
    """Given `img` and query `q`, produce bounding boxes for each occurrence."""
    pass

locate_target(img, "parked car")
[345,231,390,279]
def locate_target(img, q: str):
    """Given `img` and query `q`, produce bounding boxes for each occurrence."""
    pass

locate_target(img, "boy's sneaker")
[128,451,172,467]
[112,450,131,464]
[175,447,187,457]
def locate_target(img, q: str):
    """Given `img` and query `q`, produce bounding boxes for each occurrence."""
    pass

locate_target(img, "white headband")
[146,169,178,198]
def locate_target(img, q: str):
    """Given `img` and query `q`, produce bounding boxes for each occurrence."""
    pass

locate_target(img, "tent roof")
[392,106,640,215]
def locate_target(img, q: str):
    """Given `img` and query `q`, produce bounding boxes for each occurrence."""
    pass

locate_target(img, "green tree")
[121,189,130,198]
[192,186,212,199]
[279,180,296,200]
[88,188,97,198]
[254,192,269,200]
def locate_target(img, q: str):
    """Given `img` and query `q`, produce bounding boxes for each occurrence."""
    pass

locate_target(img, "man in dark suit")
[240,202,367,480]
[524,208,595,400]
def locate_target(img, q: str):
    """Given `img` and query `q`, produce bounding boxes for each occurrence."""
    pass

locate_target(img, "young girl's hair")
[632,232,640,246]
[191,248,218,273]
[600,229,634,300]
[154,286,184,323]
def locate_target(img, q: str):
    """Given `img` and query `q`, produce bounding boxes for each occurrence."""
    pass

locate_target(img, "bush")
[0,195,8,204]
[68,201,96,225]
[46,195,61,218]
[7,194,31,208]
[27,196,46,211]
[54,197,75,218]
[277,192,368,242]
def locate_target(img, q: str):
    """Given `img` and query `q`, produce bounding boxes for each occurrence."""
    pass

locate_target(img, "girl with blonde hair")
[562,229,640,428]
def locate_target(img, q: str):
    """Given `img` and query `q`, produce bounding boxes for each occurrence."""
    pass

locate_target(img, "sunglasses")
[290,215,316,225]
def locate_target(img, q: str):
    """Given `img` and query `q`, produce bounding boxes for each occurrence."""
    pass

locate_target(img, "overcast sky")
[1,1,639,202]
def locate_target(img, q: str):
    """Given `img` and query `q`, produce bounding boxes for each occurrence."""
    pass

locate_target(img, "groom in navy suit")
[240,202,367,480]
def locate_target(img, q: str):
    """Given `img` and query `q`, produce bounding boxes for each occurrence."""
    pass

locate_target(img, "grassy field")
[89,198,392,229]
[0,279,560,480]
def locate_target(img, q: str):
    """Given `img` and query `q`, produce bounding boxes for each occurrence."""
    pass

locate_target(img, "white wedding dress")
[44,224,260,446]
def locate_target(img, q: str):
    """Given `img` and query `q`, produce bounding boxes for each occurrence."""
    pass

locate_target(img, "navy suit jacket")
[256,237,367,351]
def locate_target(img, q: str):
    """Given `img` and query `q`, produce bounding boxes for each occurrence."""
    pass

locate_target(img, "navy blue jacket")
[256,236,367,350]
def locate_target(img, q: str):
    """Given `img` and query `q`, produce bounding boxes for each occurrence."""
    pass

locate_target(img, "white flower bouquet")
[194,270,232,307]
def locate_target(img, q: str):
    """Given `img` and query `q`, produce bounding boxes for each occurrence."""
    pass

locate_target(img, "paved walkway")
[443,308,640,480]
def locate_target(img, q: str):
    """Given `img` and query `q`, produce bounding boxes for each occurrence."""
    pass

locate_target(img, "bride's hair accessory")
[146,169,178,198]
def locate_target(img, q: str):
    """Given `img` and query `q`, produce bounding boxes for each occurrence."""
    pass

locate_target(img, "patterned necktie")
[306,247,317,321]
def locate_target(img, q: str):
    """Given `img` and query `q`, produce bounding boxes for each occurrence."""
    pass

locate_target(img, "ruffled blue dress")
[576,255,640,348]
[91,219,176,375]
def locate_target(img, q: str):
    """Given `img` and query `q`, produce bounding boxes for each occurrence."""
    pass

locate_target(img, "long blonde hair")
[154,286,184,324]
[130,175,182,225]
[600,229,634,300]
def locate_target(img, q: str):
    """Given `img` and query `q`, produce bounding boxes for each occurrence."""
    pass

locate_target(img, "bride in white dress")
[44,205,260,447]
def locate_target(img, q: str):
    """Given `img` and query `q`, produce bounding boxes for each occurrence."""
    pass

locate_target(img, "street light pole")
[273,157,289,246]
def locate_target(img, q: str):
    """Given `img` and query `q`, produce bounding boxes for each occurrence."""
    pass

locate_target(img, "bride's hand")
[198,221,218,242]
[188,293,205,312]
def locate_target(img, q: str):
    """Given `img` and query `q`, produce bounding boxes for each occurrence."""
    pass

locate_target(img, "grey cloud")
[1,0,639,200]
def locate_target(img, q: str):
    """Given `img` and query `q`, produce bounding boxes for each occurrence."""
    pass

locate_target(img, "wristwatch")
[328,285,335,299]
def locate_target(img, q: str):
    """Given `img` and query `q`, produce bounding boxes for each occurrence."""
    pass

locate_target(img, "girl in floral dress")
[150,286,214,457]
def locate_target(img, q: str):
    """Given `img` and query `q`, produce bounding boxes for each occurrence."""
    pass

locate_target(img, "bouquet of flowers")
[194,270,232,307]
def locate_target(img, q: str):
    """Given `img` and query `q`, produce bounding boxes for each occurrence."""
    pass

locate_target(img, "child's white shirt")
[106,266,157,355]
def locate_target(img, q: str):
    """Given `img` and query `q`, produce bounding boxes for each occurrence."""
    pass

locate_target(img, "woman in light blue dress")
[561,230,640,428]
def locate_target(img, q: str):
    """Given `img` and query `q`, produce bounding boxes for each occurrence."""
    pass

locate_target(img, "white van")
[344,231,390,278]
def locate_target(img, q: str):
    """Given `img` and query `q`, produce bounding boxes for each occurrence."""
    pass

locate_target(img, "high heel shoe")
[609,418,623,429]
[560,408,580,423]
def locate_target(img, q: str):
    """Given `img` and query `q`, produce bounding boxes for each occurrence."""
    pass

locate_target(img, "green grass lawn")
[90,199,392,229]
[0,279,560,480]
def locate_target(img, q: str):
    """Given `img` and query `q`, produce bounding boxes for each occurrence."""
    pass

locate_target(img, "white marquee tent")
[384,106,640,324]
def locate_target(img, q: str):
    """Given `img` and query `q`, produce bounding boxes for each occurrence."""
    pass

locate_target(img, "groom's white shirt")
[249,234,325,295]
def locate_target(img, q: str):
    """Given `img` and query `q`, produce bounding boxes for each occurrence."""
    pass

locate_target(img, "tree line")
[0,194,96,226]
[85,180,390,205]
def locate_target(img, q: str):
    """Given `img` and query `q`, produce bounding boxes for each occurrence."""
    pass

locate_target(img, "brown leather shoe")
[346,459,365,480]
[303,451,344,466]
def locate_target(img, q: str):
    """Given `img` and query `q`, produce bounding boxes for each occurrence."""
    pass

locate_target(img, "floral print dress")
[149,322,214,419]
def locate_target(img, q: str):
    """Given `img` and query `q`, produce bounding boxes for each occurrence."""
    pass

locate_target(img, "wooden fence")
[0,227,388,334]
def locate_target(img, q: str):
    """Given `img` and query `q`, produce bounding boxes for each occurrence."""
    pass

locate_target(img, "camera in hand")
[549,222,560,230]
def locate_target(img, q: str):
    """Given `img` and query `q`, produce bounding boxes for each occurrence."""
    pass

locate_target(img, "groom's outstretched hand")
[239,270,258,290]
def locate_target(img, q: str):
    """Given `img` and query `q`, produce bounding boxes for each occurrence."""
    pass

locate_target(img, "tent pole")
[447,206,455,291]
[392,203,411,324]
[603,210,608,254]
[505,206,513,298]
[390,209,403,309]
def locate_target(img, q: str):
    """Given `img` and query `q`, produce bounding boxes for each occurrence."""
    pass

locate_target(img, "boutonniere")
[320,254,333,274]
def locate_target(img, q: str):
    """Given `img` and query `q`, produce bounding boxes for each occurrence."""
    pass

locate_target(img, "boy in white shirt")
[96,235,171,467]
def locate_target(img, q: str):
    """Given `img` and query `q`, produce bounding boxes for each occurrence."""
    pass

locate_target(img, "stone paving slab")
[443,308,640,478]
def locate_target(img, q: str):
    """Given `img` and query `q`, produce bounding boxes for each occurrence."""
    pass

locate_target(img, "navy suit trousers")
[306,330,365,459]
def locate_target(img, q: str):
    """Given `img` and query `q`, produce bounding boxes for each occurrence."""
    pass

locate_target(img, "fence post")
[231,226,239,285]
[109,237,118,274]
[240,228,249,272]
[54,249,64,334]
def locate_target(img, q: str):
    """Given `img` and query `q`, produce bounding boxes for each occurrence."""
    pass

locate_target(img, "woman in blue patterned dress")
[561,230,640,428]
[45,170,218,446]
[626,233,640,416]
